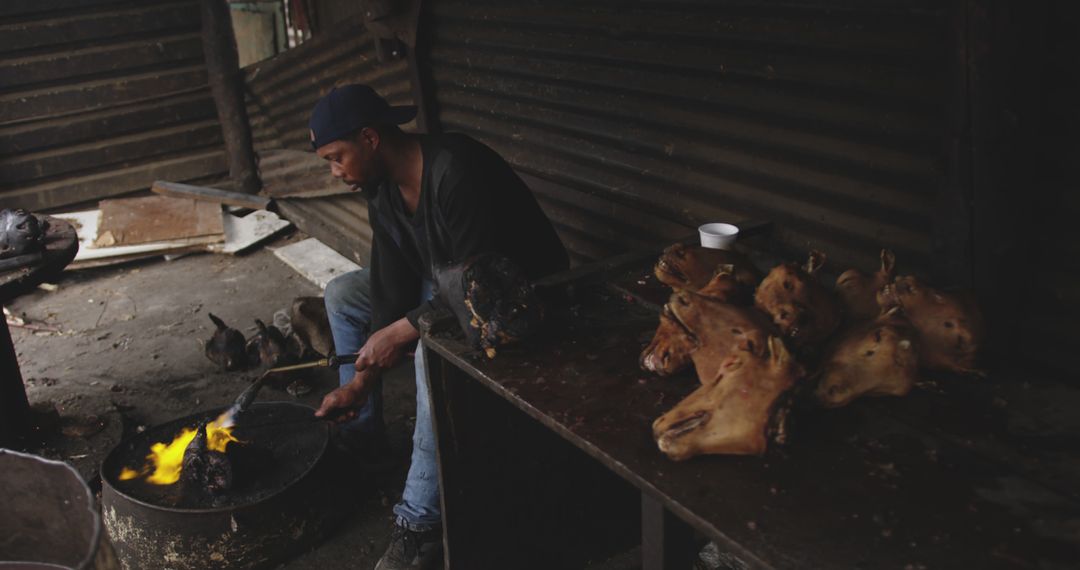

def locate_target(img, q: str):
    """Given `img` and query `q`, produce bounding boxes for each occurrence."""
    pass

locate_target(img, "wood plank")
[55,209,217,267]
[151,180,270,210]
[272,238,361,290]
[95,196,223,247]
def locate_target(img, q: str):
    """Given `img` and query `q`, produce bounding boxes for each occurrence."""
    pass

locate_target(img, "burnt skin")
[181,423,233,495]
[205,313,247,371]
[836,249,896,322]
[878,276,984,375]
[754,251,841,350]
[652,336,805,460]
[816,308,920,408]
[654,243,761,303]
[245,319,289,370]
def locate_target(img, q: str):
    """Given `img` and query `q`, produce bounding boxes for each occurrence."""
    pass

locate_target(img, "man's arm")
[317,205,423,420]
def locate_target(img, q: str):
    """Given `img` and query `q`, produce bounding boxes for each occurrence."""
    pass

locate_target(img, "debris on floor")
[95,195,224,247]
[273,237,361,289]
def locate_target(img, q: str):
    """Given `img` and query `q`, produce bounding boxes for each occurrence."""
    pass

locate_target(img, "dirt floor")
[7,233,420,569]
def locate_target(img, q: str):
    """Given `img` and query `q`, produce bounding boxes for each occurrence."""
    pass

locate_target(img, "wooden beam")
[152,180,271,210]
[200,0,261,194]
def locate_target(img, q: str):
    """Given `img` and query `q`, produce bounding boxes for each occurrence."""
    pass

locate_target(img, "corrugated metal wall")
[0,0,227,211]
[242,16,415,264]
[424,0,951,269]
[244,15,414,152]
[1021,1,1079,373]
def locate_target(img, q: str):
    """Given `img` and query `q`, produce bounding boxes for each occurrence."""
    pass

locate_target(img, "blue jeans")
[324,269,442,531]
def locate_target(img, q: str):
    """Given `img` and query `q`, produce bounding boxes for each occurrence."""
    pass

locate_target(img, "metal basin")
[0,449,117,570]
[100,402,342,570]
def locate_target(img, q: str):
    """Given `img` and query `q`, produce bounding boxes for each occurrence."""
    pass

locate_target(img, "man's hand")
[315,369,377,421]
[354,317,420,372]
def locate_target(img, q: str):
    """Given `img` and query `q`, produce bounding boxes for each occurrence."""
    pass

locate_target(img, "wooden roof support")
[200,0,261,195]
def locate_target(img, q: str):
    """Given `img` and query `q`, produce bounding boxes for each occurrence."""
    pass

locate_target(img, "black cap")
[308,84,417,150]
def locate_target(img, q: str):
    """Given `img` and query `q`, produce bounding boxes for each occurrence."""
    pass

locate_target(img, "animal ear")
[208,312,226,329]
[880,249,896,276]
[881,306,904,320]
[767,336,791,363]
[697,267,736,300]
[805,250,827,274]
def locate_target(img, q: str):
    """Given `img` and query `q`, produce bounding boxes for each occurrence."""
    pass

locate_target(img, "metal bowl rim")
[1,448,103,570]
[99,401,329,515]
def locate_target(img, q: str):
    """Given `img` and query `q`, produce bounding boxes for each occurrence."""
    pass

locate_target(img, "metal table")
[1,216,79,448]
[422,254,1080,570]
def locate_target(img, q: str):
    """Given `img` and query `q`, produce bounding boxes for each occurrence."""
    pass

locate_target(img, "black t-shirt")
[362,133,569,332]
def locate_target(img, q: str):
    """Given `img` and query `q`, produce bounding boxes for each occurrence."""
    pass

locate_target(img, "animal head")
[640,289,775,378]
[836,249,896,321]
[206,313,247,371]
[754,251,840,348]
[815,309,919,407]
[640,304,698,375]
[879,276,984,374]
[652,336,803,460]
[654,243,761,299]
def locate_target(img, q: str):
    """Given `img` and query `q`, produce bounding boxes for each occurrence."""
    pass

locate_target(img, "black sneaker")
[374,524,443,570]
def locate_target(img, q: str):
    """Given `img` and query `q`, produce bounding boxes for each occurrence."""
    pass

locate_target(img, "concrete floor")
[7,234,420,569]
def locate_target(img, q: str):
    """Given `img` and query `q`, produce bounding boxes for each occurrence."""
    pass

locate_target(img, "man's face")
[315,128,382,190]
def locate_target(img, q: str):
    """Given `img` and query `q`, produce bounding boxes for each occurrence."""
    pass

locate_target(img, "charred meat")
[181,423,233,495]
[205,313,247,371]
[246,319,289,370]
[435,253,544,358]
[0,209,46,260]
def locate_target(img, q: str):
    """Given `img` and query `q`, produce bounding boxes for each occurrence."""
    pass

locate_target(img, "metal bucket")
[0,449,118,570]
[100,402,343,570]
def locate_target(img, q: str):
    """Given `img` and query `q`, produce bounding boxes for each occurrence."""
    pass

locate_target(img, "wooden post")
[405,0,438,133]
[1,316,30,448]
[200,0,261,195]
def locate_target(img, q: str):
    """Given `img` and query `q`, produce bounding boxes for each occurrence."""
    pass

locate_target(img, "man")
[309,84,568,570]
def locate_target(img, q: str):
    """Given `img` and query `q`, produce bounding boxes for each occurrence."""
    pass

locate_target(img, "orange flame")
[119,411,240,485]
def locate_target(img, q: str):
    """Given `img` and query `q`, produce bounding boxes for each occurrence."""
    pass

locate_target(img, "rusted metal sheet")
[0,0,227,211]
[242,17,412,262]
[244,16,414,152]
[424,0,951,272]
[275,193,372,265]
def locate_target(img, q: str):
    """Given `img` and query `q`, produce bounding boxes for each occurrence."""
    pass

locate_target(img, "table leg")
[1,313,31,448]
[425,346,464,569]
[642,493,696,570]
